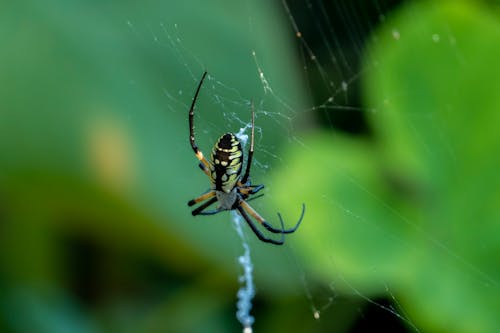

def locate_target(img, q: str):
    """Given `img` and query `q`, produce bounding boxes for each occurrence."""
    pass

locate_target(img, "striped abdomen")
[210,133,243,193]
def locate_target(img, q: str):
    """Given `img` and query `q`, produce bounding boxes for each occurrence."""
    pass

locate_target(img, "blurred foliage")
[0,0,308,332]
[275,1,500,333]
[1,0,499,333]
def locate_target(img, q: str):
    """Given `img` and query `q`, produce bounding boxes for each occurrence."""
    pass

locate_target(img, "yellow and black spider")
[187,71,305,245]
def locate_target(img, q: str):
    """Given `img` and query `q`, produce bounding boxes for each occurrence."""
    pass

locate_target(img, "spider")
[187,71,305,245]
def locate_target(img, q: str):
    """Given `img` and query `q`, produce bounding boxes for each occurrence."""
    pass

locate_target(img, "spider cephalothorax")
[187,71,305,245]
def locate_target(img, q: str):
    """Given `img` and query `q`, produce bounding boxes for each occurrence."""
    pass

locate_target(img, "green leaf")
[274,1,500,333]
[0,0,308,332]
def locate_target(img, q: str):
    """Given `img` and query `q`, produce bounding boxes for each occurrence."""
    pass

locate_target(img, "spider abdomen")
[210,133,243,193]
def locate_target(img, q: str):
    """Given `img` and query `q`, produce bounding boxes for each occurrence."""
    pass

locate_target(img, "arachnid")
[186,71,305,245]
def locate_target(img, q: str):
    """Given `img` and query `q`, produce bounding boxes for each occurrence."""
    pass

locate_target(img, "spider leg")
[189,71,212,177]
[276,203,305,233]
[198,162,210,174]
[239,200,305,234]
[197,207,224,215]
[237,205,285,245]
[242,193,264,203]
[187,190,216,207]
[191,197,219,216]
[238,184,264,196]
[240,104,254,185]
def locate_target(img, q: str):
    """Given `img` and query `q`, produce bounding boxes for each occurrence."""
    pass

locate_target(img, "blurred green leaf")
[0,0,307,277]
[274,1,500,333]
[2,288,99,333]
[0,0,308,332]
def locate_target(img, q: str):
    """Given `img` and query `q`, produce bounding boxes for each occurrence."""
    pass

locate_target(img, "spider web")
[125,1,497,332]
